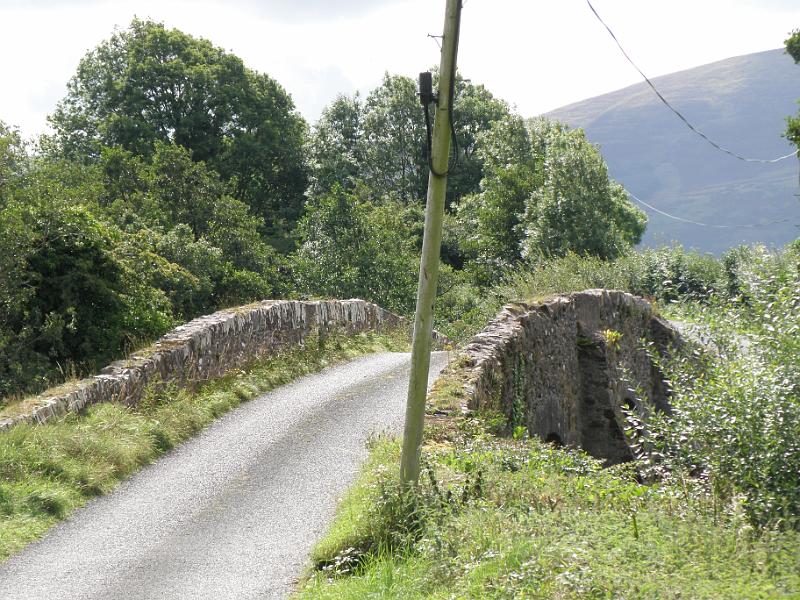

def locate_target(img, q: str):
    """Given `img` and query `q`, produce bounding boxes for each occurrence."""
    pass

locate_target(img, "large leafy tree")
[306,72,510,206]
[99,142,279,308]
[0,121,26,201]
[0,193,176,398]
[294,184,419,314]
[306,94,363,197]
[522,120,646,260]
[447,75,511,205]
[360,74,427,203]
[47,18,307,242]
[0,139,283,399]
[453,117,646,281]
[456,114,540,279]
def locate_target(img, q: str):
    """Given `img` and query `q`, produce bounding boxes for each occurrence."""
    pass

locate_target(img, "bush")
[639,244,800,528]
[0,198,150,397]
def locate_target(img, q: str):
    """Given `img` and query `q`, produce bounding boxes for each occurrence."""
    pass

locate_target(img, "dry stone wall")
[440,290,680,465]
[0,300,403,431]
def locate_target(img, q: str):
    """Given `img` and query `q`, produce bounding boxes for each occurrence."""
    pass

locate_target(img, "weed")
[601,328,622,350]
[299,421,800,599]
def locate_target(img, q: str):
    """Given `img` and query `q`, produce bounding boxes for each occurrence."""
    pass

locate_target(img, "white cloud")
[1,0,798,139]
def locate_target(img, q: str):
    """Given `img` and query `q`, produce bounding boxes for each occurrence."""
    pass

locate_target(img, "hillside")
[546,48,800,254]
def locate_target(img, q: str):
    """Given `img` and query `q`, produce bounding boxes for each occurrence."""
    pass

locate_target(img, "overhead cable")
[626,190,792,229]
[586,0,797,164]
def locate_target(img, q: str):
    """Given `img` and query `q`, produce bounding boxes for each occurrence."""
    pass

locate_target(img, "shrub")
[640,244,800,527]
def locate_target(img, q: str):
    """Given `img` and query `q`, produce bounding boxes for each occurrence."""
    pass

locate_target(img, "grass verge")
[300,244,800,597]
[0,328,410,562]
[297,419,800,599]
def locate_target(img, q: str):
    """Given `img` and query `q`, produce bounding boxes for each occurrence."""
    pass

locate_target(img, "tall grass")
[299,430,800,599]
[435,244,731,343]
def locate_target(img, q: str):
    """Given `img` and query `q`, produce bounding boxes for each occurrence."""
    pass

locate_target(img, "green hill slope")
[546,48,800,254]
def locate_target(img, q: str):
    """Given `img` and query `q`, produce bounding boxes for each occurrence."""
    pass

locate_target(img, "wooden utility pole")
[400,0,462,485]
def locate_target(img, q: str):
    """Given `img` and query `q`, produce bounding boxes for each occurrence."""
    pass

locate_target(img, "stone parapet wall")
[439,290,680,465]
[0,299,403,431]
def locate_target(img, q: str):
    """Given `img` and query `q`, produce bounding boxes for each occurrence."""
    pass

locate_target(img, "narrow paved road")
[0,351,449,600]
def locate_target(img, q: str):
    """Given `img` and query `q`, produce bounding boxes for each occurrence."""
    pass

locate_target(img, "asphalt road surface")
[0,351,449,600]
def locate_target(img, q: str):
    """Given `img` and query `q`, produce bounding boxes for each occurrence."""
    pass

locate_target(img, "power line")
[586,0,797,165]
[626,190,793,229]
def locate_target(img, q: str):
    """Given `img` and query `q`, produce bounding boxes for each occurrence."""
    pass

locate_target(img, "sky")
[1,0,799,139]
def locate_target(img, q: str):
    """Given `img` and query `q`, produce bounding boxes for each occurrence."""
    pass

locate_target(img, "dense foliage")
[2,18,644,404]
[0,20,300,400]
[307,73,510,207]
[293,184,419,314]
[46,18,307,246]
[641,244,800,528]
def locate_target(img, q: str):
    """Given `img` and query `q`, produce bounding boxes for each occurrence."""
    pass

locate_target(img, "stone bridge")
[0,300,403,431]
[436,289,680,465]
[2,291,679,467]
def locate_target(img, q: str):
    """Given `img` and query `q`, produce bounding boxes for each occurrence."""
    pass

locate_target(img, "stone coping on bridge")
[0,299,407,431]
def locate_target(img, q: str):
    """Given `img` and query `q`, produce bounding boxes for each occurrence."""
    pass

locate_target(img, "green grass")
[297,243,800,598]
[0,328,410,562]
[297,427,800,599]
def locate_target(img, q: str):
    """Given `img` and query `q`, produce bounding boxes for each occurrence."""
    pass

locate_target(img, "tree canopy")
[522,120,646,260]
[0,18,652,402]
[306,72,510,206]
[47,18,308,241]
[293,184,419,314]
[452,117,646,284]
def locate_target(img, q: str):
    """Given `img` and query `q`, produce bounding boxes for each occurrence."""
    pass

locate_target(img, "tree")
[100,142,278,307]
[447,75,511,206]
[0,121,26,201]
[0,137,283,398]
[294,184,419,314]
[306,94,363,197]
[306,72,510,206]
[785,29,800,150]
[456,114,540,281]
[452,117,646,275]
[47,18,307,241]
[522,121,646,260]
[360,74,428,203]
[0,195,172,397]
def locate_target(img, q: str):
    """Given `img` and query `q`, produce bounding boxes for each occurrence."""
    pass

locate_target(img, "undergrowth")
[299,423,799,599]
[299,242,800,599]
[638,244,800,529]
[0,328,409,561]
